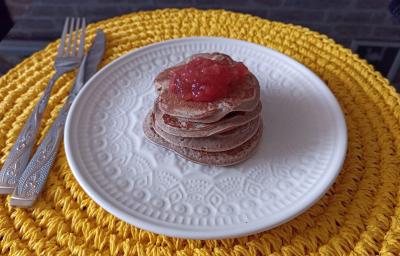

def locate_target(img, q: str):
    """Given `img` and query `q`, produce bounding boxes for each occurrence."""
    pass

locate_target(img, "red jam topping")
[168,56,249,102]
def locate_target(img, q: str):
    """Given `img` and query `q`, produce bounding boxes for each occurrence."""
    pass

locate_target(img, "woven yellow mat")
[1,8,400,256]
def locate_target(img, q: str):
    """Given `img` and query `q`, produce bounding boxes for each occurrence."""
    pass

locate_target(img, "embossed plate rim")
[64,36,347,239]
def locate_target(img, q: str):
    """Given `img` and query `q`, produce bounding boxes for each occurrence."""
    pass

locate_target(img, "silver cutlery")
[10,30,106,207]
[0,17,86,194]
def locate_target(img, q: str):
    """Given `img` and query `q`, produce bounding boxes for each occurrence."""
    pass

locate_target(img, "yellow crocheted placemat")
[1,8,400,256]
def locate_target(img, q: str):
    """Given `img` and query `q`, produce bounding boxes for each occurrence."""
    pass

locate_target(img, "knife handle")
[0,72,61,194]
[10,101,71,207]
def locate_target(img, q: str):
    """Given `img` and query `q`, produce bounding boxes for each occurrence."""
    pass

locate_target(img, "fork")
[0,17,86,194]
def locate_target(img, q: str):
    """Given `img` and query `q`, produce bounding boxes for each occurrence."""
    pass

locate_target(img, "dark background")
[357,46,398,75]
[1,0,399,89]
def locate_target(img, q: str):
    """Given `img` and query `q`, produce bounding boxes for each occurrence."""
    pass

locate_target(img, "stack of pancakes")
[143,53,263,166]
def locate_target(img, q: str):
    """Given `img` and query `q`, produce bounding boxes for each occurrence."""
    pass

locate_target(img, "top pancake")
[154,53,260,122]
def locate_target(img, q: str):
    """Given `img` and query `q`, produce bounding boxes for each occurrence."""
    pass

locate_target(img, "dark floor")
[1,0,400,90]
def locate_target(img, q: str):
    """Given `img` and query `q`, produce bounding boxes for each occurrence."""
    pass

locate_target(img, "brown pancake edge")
[143,111,263,166]
[154,101,262,138]
[154,116,261,152]
[176,96,259,124]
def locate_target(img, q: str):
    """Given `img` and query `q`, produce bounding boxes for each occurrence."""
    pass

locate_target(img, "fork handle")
[0,71,62,194]
[10,99,72,207]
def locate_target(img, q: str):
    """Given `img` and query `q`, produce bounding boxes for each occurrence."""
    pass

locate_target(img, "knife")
[10,30,106,207]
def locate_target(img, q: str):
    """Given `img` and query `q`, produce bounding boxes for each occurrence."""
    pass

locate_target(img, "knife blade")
[70,30,106,100]
[84,30,106,84]
[10,30,106,207]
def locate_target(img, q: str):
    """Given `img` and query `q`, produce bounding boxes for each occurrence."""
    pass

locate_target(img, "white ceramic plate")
[64,37,347,239]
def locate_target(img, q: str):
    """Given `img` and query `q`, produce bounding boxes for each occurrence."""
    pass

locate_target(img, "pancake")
[155,53,242,92]
[154,101,262,138]
[143,112,263,166]
[154,116,261,152]
[155,53,260,123]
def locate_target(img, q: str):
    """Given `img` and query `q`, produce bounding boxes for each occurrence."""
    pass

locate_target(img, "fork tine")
[57,17,69,56]
[66,18,75,56]
[72,17,80,56]
[78,18,86,58]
